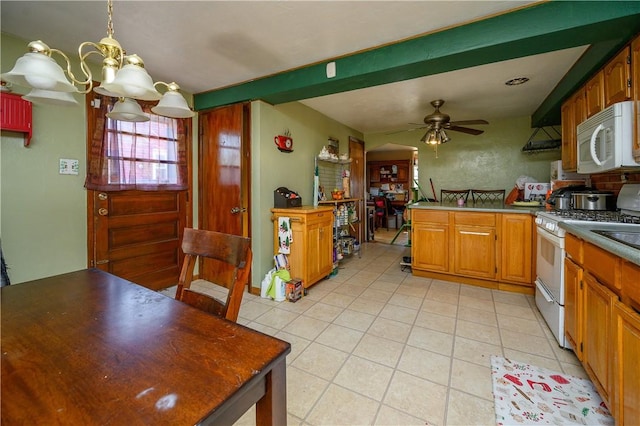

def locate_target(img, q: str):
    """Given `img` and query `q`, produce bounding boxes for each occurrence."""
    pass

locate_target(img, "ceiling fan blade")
[448,125,484,135]
[448,119,489,126]
[385,126,427,135]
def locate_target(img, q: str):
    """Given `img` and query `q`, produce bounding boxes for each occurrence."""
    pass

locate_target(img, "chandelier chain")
[107,0,114,38]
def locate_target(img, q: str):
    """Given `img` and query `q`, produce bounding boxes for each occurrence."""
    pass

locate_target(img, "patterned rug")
[491,356,614,425]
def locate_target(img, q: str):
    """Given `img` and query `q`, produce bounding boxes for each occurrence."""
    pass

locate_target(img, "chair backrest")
[471,189,506,204]
[175,228,252,322]
[440,189,470,203]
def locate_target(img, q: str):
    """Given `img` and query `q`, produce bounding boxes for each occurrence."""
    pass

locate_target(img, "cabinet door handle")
[460,231,490,236]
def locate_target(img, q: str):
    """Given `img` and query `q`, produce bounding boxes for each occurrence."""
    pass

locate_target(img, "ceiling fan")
[412,99,489,144]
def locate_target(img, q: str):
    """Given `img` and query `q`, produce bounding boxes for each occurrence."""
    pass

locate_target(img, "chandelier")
[420,126,450,158]
[1,0,195,121]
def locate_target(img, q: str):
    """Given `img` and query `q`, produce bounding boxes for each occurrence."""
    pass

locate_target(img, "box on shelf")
[524,182,550,201]
[286,278,303,302]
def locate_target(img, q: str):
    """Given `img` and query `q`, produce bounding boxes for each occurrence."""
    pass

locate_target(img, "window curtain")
[85,96,189,191]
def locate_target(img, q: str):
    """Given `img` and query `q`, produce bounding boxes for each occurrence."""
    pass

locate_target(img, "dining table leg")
[256,359,287,426]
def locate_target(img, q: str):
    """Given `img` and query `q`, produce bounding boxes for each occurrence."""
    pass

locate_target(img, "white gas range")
[534,184,640,349]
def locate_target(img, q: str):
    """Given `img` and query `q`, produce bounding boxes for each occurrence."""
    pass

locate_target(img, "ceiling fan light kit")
[1,0,194,121]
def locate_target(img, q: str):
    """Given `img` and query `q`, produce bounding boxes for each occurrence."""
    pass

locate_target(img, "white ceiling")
[1,1,587,134]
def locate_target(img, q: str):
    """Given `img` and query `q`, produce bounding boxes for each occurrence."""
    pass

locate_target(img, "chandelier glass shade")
[106,98,149,122]
[22,88,79,106]
[0,0,194,120]
[420,128,450,145]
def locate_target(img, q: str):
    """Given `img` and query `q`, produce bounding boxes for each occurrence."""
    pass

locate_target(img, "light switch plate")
[59,158,79,175]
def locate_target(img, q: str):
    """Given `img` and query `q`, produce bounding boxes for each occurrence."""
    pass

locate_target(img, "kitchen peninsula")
[409,202,543,294]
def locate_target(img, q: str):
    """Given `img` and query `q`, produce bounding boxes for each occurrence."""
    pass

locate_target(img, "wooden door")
[564,257,583,360]
[89,190,189,290]
[349,137,365,240]
[584,272,614,406]
[603,46,631,107]
[199,103,251,285]
[454,225,496,279]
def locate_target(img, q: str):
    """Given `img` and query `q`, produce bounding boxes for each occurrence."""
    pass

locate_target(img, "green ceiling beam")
[194,1,640,126]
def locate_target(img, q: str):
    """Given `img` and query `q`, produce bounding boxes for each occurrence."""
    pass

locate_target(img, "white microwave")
[576,101,638,174]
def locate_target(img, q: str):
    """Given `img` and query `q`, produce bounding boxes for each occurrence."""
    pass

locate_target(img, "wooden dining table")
[1,269,291,425]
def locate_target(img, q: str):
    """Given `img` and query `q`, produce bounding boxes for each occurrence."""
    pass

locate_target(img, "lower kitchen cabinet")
[499,214,533,286]
[271,206,334,289]
[564,257,583,360]
[411,208,534,292]
[411,210,449,272]
[612,300,640,424]
[453,212,496,279]
[583,272,615,407]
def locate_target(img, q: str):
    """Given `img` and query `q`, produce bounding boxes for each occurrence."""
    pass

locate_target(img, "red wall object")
[1,93,33,147]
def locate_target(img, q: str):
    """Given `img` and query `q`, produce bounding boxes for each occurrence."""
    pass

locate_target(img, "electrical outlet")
[59,158,79,175]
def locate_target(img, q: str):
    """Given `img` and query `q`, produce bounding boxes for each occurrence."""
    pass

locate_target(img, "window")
[86,96,189,191]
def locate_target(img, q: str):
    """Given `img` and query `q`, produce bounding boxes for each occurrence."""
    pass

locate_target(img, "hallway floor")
[161,241,586,425]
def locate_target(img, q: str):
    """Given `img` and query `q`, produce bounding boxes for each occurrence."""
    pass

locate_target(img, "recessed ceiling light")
[505,77,530,86]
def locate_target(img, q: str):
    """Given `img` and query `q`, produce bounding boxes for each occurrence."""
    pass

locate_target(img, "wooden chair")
[175,228,252,323]
[440,189,470,203]
[471,189,506,204]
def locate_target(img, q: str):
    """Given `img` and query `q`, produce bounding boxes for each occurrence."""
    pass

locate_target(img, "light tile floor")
[161,241,587,426]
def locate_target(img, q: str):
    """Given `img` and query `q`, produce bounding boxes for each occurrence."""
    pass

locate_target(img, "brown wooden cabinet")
[564,257,583,360]
[271,206,334,289]
[584,272,615,407]
[499,214,533,286]
[411,210,449,272]
[561,89,585,172]
[367,160,411,190]
[603,46,631,107]
[632,36,640,161]
[612,300,640,424]
[453,212,496,280]
[585,71,605,118]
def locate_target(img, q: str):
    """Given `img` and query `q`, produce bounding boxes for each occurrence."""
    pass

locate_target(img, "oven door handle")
[535,279,555,303]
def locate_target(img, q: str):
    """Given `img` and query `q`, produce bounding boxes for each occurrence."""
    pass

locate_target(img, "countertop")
[408,201,544,215]
[559,222,640,266]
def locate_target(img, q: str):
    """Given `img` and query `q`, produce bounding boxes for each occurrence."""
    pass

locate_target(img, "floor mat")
[490,356,614,425]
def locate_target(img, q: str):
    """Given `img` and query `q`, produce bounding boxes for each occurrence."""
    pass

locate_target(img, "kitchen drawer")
[565,233,583,264]
[584,241,620,291]
[622,261,640,311]
[454,212,495,227]
[413,210,449,224]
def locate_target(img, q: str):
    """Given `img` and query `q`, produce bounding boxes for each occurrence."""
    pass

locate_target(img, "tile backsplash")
[590,171,640,197]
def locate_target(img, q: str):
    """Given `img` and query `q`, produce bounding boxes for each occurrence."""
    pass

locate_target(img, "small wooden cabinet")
[612,300,640,424]
[584,272,615,407]
[561,89,585,172]
[453,212,496,280]
[603,45,631,107]
[499,214,533,286]
[411,210,449,272]
[271,206,334,289]
[0,92,32,146]
[632,35,640,161]
[564,257,583,360]
[367,160,411,192]
[585,72,605,118]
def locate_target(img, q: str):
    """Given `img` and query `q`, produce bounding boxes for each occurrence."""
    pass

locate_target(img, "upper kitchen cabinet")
[633,35,640,161]
[561,89,585,172]
[604,46,631,107]
[585,72,605,118]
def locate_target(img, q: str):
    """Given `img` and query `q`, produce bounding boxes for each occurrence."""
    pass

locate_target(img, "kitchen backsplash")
[590,171,640,197]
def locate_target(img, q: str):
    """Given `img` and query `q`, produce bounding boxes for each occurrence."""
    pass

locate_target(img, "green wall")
[365,116,560,199]
[250,101,363,289]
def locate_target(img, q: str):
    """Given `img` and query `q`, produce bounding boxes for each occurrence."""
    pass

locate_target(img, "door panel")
[90,190,188,290]
[349,137,365,240]
[198,103,251,286]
